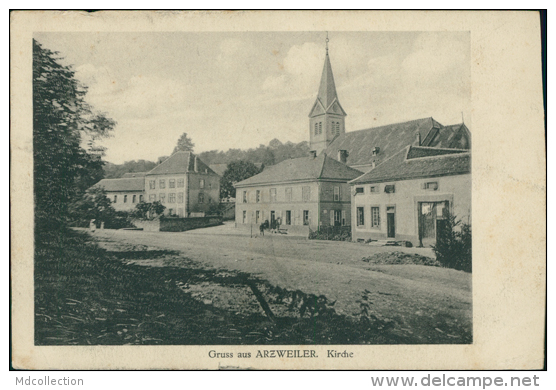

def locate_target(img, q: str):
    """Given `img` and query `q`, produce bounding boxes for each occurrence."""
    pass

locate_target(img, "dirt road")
[92,223,472,343]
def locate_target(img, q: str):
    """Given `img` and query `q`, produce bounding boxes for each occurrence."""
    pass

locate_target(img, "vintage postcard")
[11,11,545,370]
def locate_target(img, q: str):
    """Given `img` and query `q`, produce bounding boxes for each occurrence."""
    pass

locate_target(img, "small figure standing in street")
[259,222,265,236]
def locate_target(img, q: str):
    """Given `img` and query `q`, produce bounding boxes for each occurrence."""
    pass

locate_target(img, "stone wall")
[132,217,222,232]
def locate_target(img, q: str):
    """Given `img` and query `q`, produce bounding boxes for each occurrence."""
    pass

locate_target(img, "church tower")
[309,34,347,155]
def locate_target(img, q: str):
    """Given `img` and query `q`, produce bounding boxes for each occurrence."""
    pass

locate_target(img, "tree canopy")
[220,160,262,200]
[33,39,115,232]
[172,132,195,154]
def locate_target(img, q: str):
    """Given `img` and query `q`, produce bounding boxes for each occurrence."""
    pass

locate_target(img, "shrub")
[431,214,472,272]
[309,226,351,241]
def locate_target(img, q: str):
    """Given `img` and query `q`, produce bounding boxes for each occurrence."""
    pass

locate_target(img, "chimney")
[337,149,348,164]
[194,155,198,172]
[415,132,421,146]
[309,150,317,159]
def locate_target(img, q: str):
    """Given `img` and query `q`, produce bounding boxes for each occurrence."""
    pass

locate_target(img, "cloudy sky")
[35,31,470,164]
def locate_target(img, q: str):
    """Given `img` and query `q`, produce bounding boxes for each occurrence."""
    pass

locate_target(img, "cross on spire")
[326,31,329,54]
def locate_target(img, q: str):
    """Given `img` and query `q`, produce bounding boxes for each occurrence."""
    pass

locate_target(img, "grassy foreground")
[35,230,409,345]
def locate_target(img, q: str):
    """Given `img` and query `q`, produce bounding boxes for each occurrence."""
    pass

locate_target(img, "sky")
[34,31,470,164]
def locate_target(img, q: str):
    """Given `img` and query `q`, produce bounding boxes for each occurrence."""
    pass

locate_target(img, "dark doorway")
[387,206,395,238]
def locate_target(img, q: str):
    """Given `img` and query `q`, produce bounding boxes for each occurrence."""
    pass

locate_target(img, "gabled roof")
[146,152,216,176]
[350,145,470,185]
[90,177,145,192]
[234,153,362,187]
[309,52,346,117]
[324,117,443,167]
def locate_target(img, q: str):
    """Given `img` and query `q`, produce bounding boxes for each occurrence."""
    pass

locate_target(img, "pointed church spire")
[317,37,339,110]
[309,33,347,155]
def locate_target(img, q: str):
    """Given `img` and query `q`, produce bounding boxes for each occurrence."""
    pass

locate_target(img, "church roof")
[234,153,363,187]
[309,52,346,117]
[424,123,471,149]
[90,177,145,192]
[324,117,443,168]
[146,152,216,176]
[350,145,470,184]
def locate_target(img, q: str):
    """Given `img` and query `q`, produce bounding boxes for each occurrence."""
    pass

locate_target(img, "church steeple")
[309,33,347,155]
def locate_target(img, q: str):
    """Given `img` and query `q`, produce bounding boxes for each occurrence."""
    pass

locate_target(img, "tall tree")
[172,132,195,154]
[220,160,262,200]
[33,39,115,232]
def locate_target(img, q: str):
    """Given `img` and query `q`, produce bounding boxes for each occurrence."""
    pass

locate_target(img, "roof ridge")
[347,116,435,134]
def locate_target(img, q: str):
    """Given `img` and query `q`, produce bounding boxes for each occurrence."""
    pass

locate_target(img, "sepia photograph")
[11,11,544,370]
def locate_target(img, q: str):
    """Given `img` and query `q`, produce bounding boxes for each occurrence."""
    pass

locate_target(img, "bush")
[309,226,351,241]
[431,214,472,272]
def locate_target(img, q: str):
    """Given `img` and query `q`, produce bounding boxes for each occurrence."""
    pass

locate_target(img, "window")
[302,186,311,202]
[113,195,117,203]
[371,207,380,228]
[256,190,261,203]
[270,188,277,202]
[303,210,309,225]
[198,193,204,203]
[423,181,439,191]
[200,179,205,189]
[168,208,174,215]
[168,193,176,203]
[355,187,364,194]
[159,179,166,189]
[243,210,247,224]
[357,207,365,226]
[177,178,184,188]
[318,122,322,134]
[384,184,395,194]
[341,210,346,226]
[139,195,144,202]
[285,187,292,202]
[243,191,247,203]
[334,210,341,226]
[256,210,260,223]
[335,122,340,136]
[169,179,175,188]
[159,194,165,203]
[149,194,156,202]
[286,210,291,225]
[149,180,156,189]
[334,186,340,201]
[370,185,379,193]
[314,123,318,135]
[132,194,136,203]
[178,192,184,203]
[124,195,127,203]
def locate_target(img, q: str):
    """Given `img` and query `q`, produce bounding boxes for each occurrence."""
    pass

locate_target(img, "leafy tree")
[132,201,166,220]
[431,214,472,272]
[67,187,114,227]
[172,132,195,154]
[220,160,262,200]
[103,159,157,178]
[33,39,115,233]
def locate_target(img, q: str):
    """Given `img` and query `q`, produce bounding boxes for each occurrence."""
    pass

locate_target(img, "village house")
[349,145,471,246]
[89,175,145,212]
[233,152,362,234]
[144,151,220,217]
[91,152,220,218]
